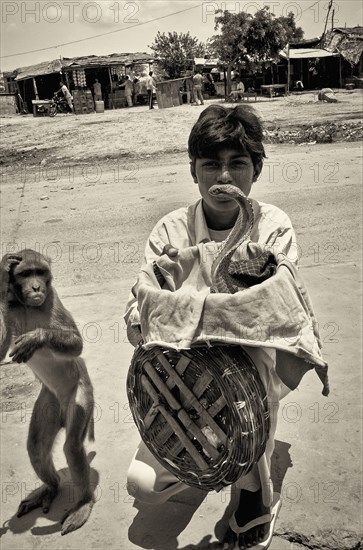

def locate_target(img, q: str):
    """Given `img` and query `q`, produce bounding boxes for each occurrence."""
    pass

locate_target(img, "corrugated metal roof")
[194,58,220,67]
[332,26,363,36]
[62,52,155,69]
[288,37,321,49]
[282,48,339,59]
[10,52,155,81]
[14,59,63,81]
[322,28,363,65]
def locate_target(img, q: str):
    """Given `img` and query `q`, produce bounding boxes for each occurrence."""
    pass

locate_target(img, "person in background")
[58,81,73,112]
[192,69,204,105]
[119,75,134,107]
[146,71,155,109]
[229,78,245,102]
[93,79,102,101]
[205,72,217,96]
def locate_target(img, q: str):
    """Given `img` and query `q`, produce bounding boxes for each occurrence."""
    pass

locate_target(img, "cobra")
[209,184,255,294]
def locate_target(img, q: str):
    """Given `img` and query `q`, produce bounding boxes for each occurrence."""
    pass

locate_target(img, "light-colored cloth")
[124,198,328,394]
[125,197,298,341]
[134,250,328,394]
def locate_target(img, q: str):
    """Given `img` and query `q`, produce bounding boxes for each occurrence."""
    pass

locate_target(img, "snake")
[209,184,255,294]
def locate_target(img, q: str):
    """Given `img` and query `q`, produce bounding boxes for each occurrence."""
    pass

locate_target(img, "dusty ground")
[0,91,362,550]
[0,89,362,166]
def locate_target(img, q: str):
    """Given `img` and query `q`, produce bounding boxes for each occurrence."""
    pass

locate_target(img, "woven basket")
[127,344,270,492]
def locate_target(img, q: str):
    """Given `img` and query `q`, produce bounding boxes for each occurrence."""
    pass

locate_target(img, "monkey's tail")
[88,416,95,442]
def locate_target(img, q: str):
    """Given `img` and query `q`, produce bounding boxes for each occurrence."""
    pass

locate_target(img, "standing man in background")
[193,69,204,105]
[146,71,155,109]
[93,79,102,102]
[119,75,134,107]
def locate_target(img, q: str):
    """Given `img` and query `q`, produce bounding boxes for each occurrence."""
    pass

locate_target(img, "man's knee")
[126,465,170,504]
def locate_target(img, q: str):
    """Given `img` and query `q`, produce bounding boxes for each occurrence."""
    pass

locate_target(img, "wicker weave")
[127,344,270,492]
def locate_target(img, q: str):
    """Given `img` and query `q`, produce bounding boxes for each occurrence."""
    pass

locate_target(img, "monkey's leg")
[17,386,62,517]
[61,374,94,535]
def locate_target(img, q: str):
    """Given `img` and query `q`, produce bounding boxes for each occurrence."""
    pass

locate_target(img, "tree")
[149,31,206,80]
[208,7,304,93]
[278,12,304,43]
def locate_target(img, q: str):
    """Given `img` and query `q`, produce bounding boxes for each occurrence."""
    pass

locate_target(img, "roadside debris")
[264,121,362,144]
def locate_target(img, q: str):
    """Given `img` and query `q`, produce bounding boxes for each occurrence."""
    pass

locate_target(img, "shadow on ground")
[127,440,293,550]
[0,452,98,537]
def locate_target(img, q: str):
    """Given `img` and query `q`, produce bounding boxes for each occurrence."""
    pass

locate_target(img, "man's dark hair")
[188,105,266,169]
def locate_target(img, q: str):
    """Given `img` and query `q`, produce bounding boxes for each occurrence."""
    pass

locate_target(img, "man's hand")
[162,244,178,258]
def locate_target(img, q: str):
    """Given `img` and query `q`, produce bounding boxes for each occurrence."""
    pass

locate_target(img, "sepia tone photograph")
[0,1,362,549]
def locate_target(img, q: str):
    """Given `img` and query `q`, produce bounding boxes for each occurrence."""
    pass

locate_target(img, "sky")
[1,0,362,72]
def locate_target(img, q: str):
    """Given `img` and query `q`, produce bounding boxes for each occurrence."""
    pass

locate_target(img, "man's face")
[192,147,261,227]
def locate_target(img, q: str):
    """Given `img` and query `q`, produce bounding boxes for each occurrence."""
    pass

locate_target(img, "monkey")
[0,249,95,535]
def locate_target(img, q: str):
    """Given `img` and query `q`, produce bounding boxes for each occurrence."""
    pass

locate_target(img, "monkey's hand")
[0,254,22,301]
[10,329,45,363]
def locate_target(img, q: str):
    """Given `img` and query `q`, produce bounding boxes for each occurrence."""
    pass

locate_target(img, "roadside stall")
[281,48,340,91]
[3,59,63,114]
[4,53,156,115]
[62,53,155,112]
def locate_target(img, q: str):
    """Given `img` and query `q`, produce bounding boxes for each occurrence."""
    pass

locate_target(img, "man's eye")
[203,162,218,168]
[231,161,248,167]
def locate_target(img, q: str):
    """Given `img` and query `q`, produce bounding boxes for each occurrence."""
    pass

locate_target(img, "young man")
[146,71,155,109]
[192,69,204,105]
[93,78,102,101]
[229,79,246,102]
[124,105,323,549]
[119,75,133,107]
[58,81,73,112]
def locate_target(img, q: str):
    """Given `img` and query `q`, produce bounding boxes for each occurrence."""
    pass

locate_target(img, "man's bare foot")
[223,487,270,549]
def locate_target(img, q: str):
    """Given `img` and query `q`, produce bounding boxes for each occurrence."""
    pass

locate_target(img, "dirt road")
[0,98,362,549]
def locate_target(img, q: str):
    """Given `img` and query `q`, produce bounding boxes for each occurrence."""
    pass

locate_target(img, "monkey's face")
[10,252,52,307]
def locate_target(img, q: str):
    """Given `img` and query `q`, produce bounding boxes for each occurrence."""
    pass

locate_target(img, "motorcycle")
[49,92,72,116]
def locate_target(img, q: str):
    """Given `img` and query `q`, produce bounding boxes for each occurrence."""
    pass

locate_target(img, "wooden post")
[16,81,24,113]
[108,66,113,89]
[226,65,232,96]
[339,54,343,88]
[32,77,39,99]
[287,44,290,94]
